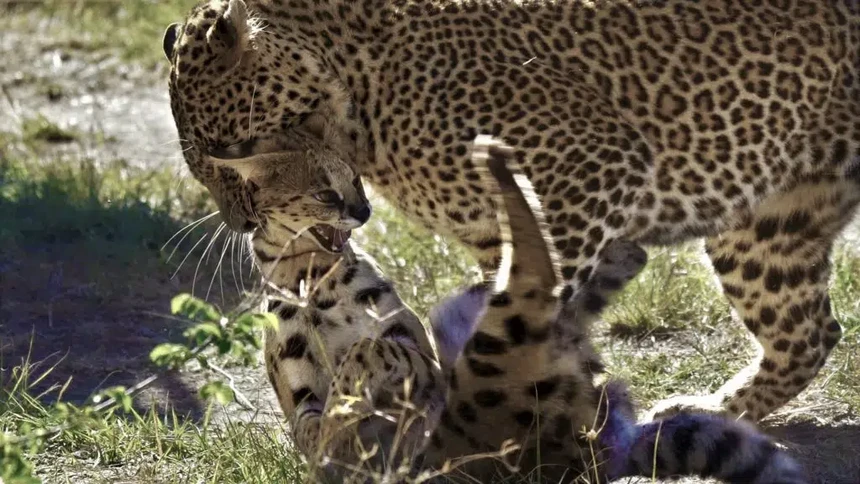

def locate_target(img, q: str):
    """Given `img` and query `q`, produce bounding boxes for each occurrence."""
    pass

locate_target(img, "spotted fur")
[165,0,860,426]
[252,133,808,482]
[420,137,807,483]
[233,134,440,478]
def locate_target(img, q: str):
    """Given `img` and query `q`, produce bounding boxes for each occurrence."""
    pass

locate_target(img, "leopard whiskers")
[206,232,231,302]
[161,211,219,262]
[228,232,243,297]
[155,137,191,148]
[192,222,227,298]
[171,228,212,280]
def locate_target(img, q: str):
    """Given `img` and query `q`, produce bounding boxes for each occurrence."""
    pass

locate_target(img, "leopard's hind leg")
[650,181,860,422]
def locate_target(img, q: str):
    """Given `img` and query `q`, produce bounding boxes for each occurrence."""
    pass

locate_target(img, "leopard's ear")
[206,0,253,73]
[162,23,183,61]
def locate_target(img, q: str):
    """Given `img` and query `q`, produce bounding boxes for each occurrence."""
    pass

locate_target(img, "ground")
[0,2,858,483]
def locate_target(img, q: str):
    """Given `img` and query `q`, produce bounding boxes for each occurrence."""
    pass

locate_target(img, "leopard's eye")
[313,189,341,205]
[210,138,257,159]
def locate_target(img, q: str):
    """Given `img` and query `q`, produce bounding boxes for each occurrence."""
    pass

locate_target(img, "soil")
[0,19,281,426]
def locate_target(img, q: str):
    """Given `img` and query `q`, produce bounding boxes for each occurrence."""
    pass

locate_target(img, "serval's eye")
[313,189,341,205]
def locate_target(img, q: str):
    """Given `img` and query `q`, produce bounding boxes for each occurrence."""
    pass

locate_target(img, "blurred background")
[1,1,858,482]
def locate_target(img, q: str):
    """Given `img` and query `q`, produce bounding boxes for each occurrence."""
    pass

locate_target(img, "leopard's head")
[163,0,360,233]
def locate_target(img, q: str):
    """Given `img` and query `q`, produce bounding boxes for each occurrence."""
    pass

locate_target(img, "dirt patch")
[0,14,281,428]
[0,24,180,170]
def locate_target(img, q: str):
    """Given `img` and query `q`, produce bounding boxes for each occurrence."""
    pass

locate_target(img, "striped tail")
[599,382,807,484]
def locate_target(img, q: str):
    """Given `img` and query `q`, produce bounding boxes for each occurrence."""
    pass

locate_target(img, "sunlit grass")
[2,0,197,68]
[1,350,306,484]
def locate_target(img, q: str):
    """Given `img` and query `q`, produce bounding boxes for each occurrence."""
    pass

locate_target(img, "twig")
[208,362,257,412]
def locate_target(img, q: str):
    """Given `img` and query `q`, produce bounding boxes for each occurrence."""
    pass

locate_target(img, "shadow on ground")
[0,168,248,419]
[768,421,860,484]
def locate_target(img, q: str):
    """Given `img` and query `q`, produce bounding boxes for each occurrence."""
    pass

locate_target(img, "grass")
[599,240,860,412]
[19,115,79,144]
[2,356,305,484]
[602,242,732,339]
[1,0,197,68]
[0,154,206,252]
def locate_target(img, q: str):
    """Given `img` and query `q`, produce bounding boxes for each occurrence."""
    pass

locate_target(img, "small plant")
[149,293,278,408]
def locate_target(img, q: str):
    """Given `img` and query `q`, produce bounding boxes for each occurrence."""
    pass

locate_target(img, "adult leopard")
[162,0,860,422]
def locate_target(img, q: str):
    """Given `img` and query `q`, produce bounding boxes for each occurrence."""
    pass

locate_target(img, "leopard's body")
[163,0,860,424]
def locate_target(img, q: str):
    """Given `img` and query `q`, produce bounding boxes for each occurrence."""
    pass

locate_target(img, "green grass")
[19,116,79,144]
[0,132,211,255]
[2,0,197,67]
[602,242,733,339]
[1,354,306,484]
[600,239,860,411]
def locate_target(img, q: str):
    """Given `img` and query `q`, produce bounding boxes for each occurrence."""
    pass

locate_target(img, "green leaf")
[199,381,235,405]
[149,343,191,368]
[0,442,41,484]
[170,293,221,322]
[215,339,233,355]
[183,321,223,345]
[235,312,279,332]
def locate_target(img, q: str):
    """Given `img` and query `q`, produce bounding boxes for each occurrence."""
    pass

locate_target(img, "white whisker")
[239,233,251,294]
[156,137,190,147]
[206,234,231,302]
[228,233,242,297]
[192,223,227,298]
[161,211,219,257]
[171,230,211,280]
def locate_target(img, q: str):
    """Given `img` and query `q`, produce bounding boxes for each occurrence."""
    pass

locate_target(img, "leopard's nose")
[221,211,257,233]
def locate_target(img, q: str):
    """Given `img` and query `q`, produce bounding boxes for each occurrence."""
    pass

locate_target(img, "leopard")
[161,0,860,424]
[248,131,809,483]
